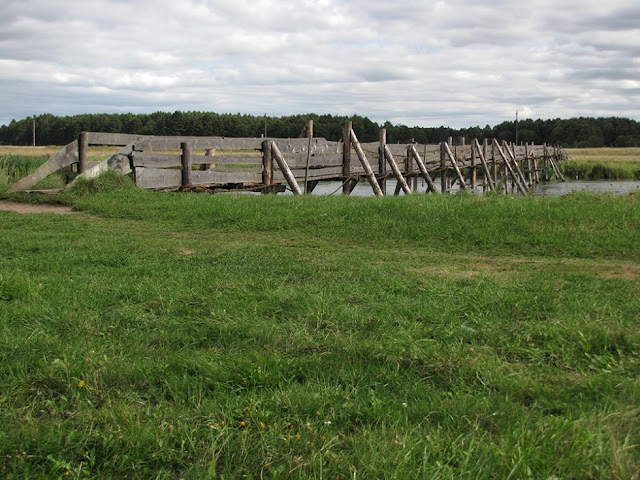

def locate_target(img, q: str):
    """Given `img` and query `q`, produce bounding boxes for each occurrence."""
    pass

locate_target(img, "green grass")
[1,175,640,479]
[564,147,640,180]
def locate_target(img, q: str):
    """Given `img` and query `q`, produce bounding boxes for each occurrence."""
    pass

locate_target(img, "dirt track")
[0,201,76,214]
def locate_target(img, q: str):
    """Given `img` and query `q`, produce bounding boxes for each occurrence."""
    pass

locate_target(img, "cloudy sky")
[1,0,639,128]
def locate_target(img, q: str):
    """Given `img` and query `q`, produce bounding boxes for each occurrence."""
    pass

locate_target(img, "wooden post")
[491,139,498,187]
[379,128,387,195]
[473,139,495,191]
[409,145,437,193]
[342,121,352,194]
[262,139,274,194]
[440,142,448,193]
[351,129,383,196]
[181,142,192,187]
[304,119,313,194]
[493,140,528,195]
[503,141,529,188]
[384,145,411,195]
[272,141,302,195]
[443,142,468,191]
[78,132,88,174]
[471,139,477,191]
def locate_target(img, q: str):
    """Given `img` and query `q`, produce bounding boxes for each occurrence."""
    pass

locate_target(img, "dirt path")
[0,200,77,215]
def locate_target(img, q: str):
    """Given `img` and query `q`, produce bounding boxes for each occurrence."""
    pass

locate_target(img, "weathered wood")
[384,145,411,195]
[6,141,79,193]
[271,142,302,195]
[379,128,387,195]
[470,140,477,190]
[131,153,261,168]
[492,140,528,195]
[502,141,529,188]
[443,142,468,191]
[262,140,274,194]
[87,132,144,146]
[191,169,262,184]
[545,145,565,181]
[440,143,448,193]
[304,120,313,193]
[409,146,438,193]
[133,135,338,153]
[350,129,383,196]
[181,142,192,186]
[473,139,496,191]
[135,167,263,189]
[135,168,181,189]
[274,167,343,182]
[342,121,352,194]
[78,132,88,174]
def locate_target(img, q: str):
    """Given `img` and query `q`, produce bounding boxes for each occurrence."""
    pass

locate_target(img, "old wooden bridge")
[7,121,565,195]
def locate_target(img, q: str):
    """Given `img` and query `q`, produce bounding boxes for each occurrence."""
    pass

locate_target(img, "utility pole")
[515,110,519,146]
[32,115,36,146]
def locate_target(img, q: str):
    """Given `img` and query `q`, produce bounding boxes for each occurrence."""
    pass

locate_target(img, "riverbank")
[1,178,639,478]
[564,147,640,180]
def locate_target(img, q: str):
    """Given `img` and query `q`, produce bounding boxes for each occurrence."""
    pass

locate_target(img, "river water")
[282,179,640,196]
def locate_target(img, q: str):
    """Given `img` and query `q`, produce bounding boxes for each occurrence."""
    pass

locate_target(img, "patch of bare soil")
[0,200,76,215]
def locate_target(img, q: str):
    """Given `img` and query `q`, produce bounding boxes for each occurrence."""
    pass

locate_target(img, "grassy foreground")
[1,175,640,479]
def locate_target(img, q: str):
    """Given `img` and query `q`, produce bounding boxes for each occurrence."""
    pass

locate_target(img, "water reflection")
[283,179,640,196]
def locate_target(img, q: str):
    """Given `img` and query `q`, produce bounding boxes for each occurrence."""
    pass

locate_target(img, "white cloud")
[0,0,638,128]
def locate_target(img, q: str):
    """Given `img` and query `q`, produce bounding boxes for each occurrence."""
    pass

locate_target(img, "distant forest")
[2,111,640,147]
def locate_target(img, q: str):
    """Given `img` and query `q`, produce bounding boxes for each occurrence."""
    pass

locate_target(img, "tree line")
[1,111,639,147]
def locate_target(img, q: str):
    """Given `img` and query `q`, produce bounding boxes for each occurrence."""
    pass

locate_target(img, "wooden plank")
[132,153,182,168]
[350,129,383,196]
[191,169,262,184]
[133,136,337,152]
[131,153,261,168]
[135,167,181,189]
[6,141,79,193]
[85,132,142,146]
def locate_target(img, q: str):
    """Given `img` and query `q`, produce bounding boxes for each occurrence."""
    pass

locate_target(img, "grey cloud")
[0,0,639,128]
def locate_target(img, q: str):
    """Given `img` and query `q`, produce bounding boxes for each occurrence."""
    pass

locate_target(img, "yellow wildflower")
[78,380,85,388]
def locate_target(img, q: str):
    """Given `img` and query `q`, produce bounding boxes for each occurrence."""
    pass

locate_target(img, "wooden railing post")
[181,142,192,187]
[78,131,88,174]
[379,128,387,195]
[262,139,274,194]
[304,119,313,193]
[342,121,352,194]
[440,142,448,193]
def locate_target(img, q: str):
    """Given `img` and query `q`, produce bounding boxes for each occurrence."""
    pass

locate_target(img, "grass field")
[564,147,640,180]
[0,171,639,479]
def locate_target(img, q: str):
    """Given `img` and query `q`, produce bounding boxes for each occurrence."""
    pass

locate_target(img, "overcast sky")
[1,0,639,129]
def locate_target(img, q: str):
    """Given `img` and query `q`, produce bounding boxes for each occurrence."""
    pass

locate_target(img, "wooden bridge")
[7,121,565,195]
